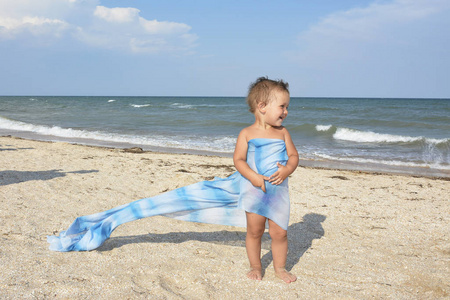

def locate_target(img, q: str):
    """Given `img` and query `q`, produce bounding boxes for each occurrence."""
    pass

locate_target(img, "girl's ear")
[257,102,266,113]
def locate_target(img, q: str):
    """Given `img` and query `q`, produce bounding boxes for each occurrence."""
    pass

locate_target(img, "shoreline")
[2,132,449,180]
[1,135,449,298]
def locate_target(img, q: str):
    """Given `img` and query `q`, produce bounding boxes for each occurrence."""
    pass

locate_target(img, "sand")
[0,136,449,299]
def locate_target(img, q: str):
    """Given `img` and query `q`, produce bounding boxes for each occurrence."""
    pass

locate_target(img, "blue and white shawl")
[47,138,290,251]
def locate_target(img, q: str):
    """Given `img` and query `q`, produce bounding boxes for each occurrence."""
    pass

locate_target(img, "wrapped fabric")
[47,139,290,251]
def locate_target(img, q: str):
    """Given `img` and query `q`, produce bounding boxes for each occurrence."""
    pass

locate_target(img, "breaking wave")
[0,116,235,153]
[332,127,448,145]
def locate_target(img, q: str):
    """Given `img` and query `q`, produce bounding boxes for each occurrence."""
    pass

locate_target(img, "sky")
[0,0,449,98]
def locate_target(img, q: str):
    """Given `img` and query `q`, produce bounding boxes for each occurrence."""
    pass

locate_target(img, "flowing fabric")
[47,138,290,251]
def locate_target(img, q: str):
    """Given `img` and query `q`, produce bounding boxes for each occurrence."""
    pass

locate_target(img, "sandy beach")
[0,135,448,299]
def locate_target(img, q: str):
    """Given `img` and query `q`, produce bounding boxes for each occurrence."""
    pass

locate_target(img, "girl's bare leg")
[268,219,297,283]
[245,212,267,280]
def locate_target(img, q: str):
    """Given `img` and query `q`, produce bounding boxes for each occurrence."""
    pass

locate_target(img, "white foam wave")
[333,128,448,145]
[171,103,193,109]
[171,102,235,110]
[130,104,151,108]
[0,116,235,153]
[0,117,106,140]
[316,124,332,131]
[108,99,116,102]
[313,152,450,171]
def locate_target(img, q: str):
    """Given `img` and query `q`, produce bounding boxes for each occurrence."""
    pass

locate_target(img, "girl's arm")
[268,128,299,185]
[233,129,269,192]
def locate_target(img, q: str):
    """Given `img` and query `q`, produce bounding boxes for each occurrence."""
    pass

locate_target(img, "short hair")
[246,76,289,113]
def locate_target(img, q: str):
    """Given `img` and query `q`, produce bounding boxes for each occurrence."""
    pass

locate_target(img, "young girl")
[234,77,299,283]
[47,77,298,284]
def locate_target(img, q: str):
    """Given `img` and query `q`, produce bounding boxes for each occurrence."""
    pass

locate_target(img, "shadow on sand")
[0,143,34,151]
[0,169,99,186]
[100,213,326,272]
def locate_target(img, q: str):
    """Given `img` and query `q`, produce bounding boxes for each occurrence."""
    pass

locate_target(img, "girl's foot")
[247,267,262,281]
[274,268,297,283]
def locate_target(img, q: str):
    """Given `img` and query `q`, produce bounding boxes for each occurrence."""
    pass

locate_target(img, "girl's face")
[262,90,290,127]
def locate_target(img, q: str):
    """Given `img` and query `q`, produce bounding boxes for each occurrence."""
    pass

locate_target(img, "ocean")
[0,96,449,177]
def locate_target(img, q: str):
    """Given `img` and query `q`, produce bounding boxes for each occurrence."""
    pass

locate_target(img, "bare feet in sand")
[275,268,297,283]
[247,267,262,281]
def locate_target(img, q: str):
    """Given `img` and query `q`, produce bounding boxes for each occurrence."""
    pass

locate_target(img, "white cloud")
[0,0,95,19]
[294,0,450,60]
[0,16,70,39]
[78,5,197,54]
[94,6,140,23]
[139,18,191,35]
[0,0,197,55]
[299,0,449,44]
[0,0,76,40]
[290,0,450,97]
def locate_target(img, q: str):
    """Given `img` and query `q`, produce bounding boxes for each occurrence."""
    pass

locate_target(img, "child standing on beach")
[48,76,298,283]
[234,77,299,283]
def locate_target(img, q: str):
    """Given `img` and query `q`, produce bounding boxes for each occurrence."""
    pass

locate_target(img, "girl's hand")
[251,174,270,193]
[269,162,290,185]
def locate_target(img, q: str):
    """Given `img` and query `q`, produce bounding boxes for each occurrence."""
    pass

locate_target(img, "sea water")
[0,96,448,177]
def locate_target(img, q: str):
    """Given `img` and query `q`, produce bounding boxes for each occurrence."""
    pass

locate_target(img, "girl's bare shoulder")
[238,125,257,140]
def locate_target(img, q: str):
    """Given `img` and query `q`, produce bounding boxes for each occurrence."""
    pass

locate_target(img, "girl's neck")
[253,115,280,130]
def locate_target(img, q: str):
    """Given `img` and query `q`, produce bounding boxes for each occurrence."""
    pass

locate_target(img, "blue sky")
[0,0,449,98]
